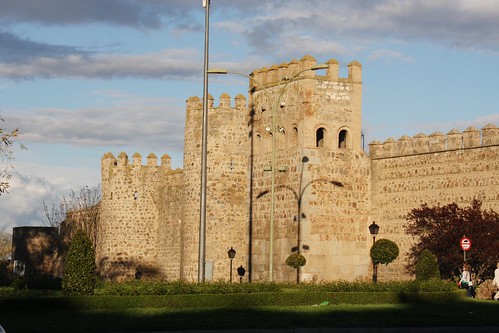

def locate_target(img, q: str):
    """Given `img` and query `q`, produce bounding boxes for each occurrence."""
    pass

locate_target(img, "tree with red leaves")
[405,200,499,282]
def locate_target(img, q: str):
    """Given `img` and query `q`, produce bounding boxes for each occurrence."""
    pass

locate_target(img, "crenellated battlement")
[249,55,362,92]
[369,124,499,159]
[101,151,179,170]
[186,93,247,110]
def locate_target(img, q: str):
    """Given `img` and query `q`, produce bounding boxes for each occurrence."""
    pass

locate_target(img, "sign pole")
[460,236,472,263]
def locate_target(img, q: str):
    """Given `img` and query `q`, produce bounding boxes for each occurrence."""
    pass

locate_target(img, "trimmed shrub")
[286,253,306,269]
[62,230,96,295]
[415,249,440,281]
[370,239,399,265]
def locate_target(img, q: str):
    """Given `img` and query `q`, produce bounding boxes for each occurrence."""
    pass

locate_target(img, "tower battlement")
[250,55,362,91]
[101,152,176,169]
[369,124,499,159]
[186,93,247,110]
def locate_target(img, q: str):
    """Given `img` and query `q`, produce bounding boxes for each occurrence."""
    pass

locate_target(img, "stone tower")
[98,151,184,280]
[181,93,249,281]
[247,55,371,282]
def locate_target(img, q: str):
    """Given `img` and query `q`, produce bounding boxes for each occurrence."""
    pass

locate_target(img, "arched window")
[290,126,298,147]
[255,133,261,155]
[316,127,325,147]
[338,129,348,148]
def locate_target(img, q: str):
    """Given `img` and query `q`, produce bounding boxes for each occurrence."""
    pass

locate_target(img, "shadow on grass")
[1,295,498,332]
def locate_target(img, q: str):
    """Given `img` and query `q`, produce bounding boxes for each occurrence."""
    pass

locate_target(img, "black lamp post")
[368,221,379,245]
[368,221,380,283]
[227,247,236,283]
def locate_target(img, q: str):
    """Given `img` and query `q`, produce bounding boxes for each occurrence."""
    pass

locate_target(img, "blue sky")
[1,0,498,232]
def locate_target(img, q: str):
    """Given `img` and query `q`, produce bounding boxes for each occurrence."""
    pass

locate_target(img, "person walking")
[493,262,499,301]
[459,263,475,298]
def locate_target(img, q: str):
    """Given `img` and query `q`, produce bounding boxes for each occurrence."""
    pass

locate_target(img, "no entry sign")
[460,236,472,251]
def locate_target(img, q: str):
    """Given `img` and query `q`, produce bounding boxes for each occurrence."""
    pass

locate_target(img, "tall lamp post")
[209,64,327,281]
[227,247,236,283]
[199,0,211,283]
[368,221,380,283]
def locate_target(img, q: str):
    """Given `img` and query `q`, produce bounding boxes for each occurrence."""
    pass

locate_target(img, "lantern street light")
[368,221,380,245]
[237,265,246,283]
[227,247,236,283]
[368,221,380,283]
[209,63,328,282]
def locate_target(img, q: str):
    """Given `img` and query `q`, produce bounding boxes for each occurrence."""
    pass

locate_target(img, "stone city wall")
[370,125,499,281]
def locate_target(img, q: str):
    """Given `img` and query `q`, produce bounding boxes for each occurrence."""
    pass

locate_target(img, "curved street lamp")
[294,159,343,283]
[209,63,328,282]
[258,176,344,283]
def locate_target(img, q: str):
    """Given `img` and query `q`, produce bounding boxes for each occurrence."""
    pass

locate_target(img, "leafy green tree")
[286,252,307,284]
[286,253,306,269]
[370,239,399,284]
[62,230,97,295]
[405,200,499,281]
[415,249,440,281]
[370,239,399,265]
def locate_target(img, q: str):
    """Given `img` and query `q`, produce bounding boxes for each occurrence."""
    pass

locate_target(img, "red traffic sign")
[460,237,472,251]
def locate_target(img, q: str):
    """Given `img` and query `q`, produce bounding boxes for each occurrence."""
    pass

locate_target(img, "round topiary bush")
[370,239,399,265]
[62,230,97,295]
[286,253,306,269]
[415,249,440,281]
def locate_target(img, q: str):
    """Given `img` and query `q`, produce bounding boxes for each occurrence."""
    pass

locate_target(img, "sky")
[1,0,499,233]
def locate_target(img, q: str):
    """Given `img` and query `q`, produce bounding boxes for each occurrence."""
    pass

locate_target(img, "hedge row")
[295,279,456,293]
[92,279,456,296]
[94,280,281,296]
[0,290,465,312]
[0,279,457,297]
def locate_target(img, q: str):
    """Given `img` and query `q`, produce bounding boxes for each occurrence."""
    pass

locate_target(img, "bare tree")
[43,185,101,227]
[42,199,69,227]
[1,113,26,195]
[43,185,101,246]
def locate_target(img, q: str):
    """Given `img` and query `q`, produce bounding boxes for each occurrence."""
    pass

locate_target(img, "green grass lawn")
[1,297,498,332]
[1,280,496,332]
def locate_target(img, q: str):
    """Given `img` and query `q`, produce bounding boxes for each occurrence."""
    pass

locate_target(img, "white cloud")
[368,49,415,63]
[221,0,499,56]
[6,91,185,153]
[0,49,202,80]
[0,171,63,232]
